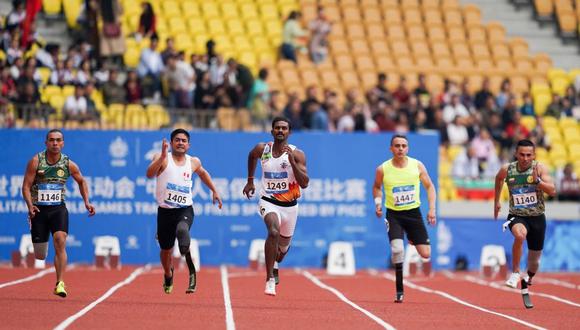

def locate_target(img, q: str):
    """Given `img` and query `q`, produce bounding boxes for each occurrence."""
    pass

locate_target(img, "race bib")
[37,183,64,205]
[512,187,537,208]
[392,185,416,207]
[164,182,191,207]
[264,172,289,194]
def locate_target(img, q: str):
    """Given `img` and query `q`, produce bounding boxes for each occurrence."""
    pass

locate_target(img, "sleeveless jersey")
[506,160,544,216]
[260,142,301,202]
[32,151,70,206]
[156,153,193,208]
[382,157,421,211]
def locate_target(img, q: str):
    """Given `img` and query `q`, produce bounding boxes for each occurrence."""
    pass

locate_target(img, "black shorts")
[30,204,69,243]
[386,207,430,245]
[507,213,546,251]
[157,206,194,250]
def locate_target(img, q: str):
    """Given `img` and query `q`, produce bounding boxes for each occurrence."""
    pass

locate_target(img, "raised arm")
[69,160,95,216]
[372,165,384,219]
[146,139,168,178]
[243,143,265,199]
[22,155,39,219]
[192,157,222,209]
[493,164,509,220]
[534,163,556,197]
[418,161,437,225]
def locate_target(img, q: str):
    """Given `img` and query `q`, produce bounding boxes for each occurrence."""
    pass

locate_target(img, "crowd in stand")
[0,1,578,200]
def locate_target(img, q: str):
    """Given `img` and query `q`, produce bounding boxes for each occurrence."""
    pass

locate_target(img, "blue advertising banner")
[0,130,439,269]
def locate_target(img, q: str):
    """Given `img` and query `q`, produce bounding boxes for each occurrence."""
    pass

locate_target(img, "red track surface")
[0,265,578,329]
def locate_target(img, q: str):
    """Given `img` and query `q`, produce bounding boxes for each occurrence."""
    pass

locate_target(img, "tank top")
[506,160,544,216]
[156,153,193,208]
[382,157,421,211]
[260,142,301,202]
[32,151,70,206]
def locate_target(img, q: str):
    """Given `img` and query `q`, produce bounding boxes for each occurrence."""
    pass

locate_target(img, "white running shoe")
[264,278,276,296]
[505,272,521,288]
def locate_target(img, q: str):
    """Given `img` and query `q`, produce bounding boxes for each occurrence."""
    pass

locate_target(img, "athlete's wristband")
[535,177,542,184]
[374,197,382,206]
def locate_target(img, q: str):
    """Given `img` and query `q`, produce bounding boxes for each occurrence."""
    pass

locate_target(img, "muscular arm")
[418,161,437,224]
[536,163,556,197]
[69,160,96,216]
[493,164,508,219]
[289,148,309,189]
[243,143,265,199]
[372,165,384,218]
[146,153,167,178]
[22,155,39,216]
[192,157,222,209]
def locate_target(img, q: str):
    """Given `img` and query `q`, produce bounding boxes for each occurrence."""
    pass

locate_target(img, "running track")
[0,265,578,329]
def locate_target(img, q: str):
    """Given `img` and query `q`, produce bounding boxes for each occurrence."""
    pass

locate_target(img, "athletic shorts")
[386,207,430,245]
[30,204,69,243]
[507,213,546,251]
[157,206,194,250]
[258,196,298,238]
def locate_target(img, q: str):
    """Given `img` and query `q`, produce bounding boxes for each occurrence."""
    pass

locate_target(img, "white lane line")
[534,278,580,290]
[301,270,396,330]
[382,273,546,330]
[220,265,236,330]
[461,274,580,308]
[0,263,78,289]
[53,265,151,330]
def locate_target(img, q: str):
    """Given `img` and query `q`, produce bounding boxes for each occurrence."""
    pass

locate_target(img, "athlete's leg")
[276,235,292,263]
[53,231,67,282]
[33,243,48,260]
[263,212,280,281]
[525,215,546,285]
[526,250,542,284]
[510,223,528,273]
[415,244,431,259]
[160,249,173,277]
[176,220,195,274]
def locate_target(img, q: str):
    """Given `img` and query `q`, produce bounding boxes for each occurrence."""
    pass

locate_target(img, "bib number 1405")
[166,192,187,205]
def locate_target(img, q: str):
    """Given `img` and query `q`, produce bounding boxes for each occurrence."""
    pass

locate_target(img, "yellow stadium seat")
[201,3,220,19]
[43,0,62,15]
[520,116,537,131]
[123,47,141,68]
[181,1,200,18]
[563,127,580,144]
[246,21,264,37]
[49,95,65,112]
[63,0,82,28]
[240,3,259,20]
[560,116,578,130]
[487,21,506,43]
[207,19,226,36]
[227,20,246,36]
[221,2,239,19]
[567,68,580,82]
[168,17,187,34]
[162,1,180,17]
[551,76,569,96]
[541,115,558,128]
[264,20,283,38]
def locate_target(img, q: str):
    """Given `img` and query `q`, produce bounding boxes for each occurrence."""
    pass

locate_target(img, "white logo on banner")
[66,235,83,247]
[110,137,128,167]
[437,221,453,266]
[145,141,162,161]
[125,235,140,249]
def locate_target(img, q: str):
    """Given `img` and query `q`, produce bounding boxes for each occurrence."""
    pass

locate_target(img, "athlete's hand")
[282,145,294,163]
[243,181,255,199]
[427,209,436,225]
[212,191,223,209]
[160,138,169,159]
[86,203,96,216]
[375,204,383,218]
[27,205,40,219]
[531,164,538,183]
[494,202,501,220]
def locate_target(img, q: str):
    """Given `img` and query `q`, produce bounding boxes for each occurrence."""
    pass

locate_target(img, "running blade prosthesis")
[521,279,533,309]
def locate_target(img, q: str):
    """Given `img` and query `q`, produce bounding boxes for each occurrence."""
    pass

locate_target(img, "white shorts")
[258,198,299,237]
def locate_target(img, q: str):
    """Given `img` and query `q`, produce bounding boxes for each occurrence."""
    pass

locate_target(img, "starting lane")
[66,267,227,329]
[227,266,386,330]
[0,265,139,329]
[311,269,536,330]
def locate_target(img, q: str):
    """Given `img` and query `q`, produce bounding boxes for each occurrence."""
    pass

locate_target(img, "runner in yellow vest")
[372,134,436,303]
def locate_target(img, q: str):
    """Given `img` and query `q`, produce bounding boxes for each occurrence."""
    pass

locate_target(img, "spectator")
[63,84,88,122]
[165,54,195,108]
[208,54,226,87]
[75,60,93,85]
[371,72,393,104]
[98,0,126,64]
[248,68,270,129]
[452,145,480,179]
[6,37,23,65]
[9,57,24,80]
[474,77,493,110]
[504,111,530,149]
[392,75,411,106]
[544,94,562,118]
[224,58,254,108]
[0,67,17,100]
[556,163,580,201]
[446,115,469,145]
[5,0,26,30]
[283,94,304,131]
[194,71,214,109]
[459,78,474,110]
[308,102,328,131]
[471,129,496,161]
[160,37,176,65]
[496,78,512,109]
[414,73,431,109]
[137,1,156,41]
[443,94,470,124]
[300,85,320,129]
[137,36,164,99]
[281,11,306,63]
[84,82,100,123]
[519,92,535,117]
[124,70,142,104]
[101,69,126,105]
[308,6,331,64]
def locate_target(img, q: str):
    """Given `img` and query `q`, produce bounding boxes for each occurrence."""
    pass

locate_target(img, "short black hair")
[272,116,292,130]
[390,134,408,146]
[46,129,63,140]
[170,128,190,141]
[516,139,535,149]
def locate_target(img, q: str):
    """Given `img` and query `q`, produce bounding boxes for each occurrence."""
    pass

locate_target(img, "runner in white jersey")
[147,129,222,295]
[243,117,309,296]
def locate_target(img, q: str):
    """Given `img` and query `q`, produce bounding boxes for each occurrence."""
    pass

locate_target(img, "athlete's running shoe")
[185,273,196,294]
[394,291,404,303]
[273,267,279,285]
[53,281,67,298]
[163,267,174,294]
[264,278,276,296]
[505,272,521,289]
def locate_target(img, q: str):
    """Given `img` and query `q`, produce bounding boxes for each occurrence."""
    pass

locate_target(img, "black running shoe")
[186,272,196,294]
[163,267,174,294]
[273,267,279,285]
[394,292,404,303]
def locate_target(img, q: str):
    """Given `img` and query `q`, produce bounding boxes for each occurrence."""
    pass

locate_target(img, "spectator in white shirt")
[63,84,88,122]
[137,36,164,99]
[443,94,470,124]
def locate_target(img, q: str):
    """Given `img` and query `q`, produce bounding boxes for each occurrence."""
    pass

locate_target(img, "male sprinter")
[147,129,222,294]
[22,129,96,297]
[372,134,436,303]
[494,139,555,308]
[243,116,309,296]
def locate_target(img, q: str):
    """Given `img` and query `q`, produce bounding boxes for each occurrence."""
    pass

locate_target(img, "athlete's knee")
[527,250,542,273]
[417,245,431,259]
[53,232,67,249]
[277,236,291,261]
[390,239,404,264]
[267,227,279,240]
[33,242,48,260]
[176,222,191,250]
